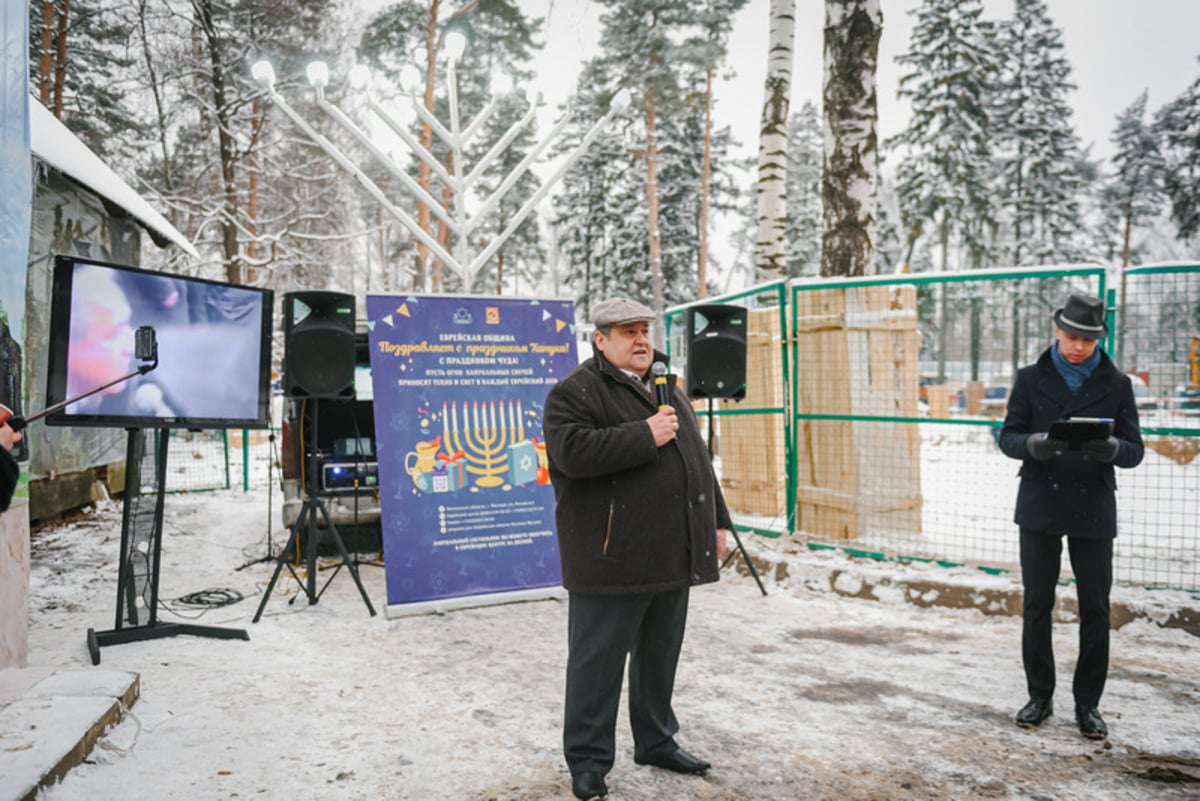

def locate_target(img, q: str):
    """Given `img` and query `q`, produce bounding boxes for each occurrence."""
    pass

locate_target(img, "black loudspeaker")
[685,303,747,400]
[282,291,356,399]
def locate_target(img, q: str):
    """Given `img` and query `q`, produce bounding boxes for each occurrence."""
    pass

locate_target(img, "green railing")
[671,263,1200,593]
[666,281,794,537]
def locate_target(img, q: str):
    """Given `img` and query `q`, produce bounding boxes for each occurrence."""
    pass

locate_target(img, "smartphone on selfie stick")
[1,325,158,432]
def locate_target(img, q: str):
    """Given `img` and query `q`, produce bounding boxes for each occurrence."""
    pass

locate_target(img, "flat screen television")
[44,255,275,429]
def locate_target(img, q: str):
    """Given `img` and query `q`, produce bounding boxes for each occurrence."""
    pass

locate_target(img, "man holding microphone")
[543,297,731,800]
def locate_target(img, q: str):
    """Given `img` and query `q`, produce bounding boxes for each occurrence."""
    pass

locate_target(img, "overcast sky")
[526,0,1200,165]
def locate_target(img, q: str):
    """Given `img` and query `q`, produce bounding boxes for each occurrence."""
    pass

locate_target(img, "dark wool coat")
[0,447,16,512]
[543,347,731,595]
[998,346,1144,539]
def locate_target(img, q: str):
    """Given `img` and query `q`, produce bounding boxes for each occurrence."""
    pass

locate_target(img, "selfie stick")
[6,326,159,432]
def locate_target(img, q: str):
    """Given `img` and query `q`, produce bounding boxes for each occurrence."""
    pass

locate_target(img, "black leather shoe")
[1076,705,1108,740]
[571,771,607,800]
[1015,697,1053,729]
[634,747,711,775]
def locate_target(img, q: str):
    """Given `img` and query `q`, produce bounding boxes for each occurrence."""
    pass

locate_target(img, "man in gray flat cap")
[543,297,731,800]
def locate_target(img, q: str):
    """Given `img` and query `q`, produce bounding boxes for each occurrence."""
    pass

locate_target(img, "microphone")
[651,361,671,409]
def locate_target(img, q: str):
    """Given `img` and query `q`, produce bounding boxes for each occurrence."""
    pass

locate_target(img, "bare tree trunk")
[698,67,714,298]
[414,0,441,293]
[645,88,665,350]
[434,172,453,292]
[52,0,69,116]
[1121,204,1133,268]
[821,0,881,277]
[377,205,390,291]
[194,0,242,285]
[38,2,54,107]
[137,0,174,192]
[754,0,795,281]
[246,97,262,284]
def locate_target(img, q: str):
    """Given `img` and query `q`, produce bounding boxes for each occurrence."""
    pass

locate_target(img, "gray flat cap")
[591,297,655,328]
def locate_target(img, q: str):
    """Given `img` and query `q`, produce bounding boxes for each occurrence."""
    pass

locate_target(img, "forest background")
[28,0,1200,331]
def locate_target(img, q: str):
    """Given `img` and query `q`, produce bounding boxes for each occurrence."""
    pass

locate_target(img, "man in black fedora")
[998,292,1144,740]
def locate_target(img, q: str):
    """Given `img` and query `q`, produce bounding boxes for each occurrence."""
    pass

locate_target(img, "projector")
[321,461,379,493]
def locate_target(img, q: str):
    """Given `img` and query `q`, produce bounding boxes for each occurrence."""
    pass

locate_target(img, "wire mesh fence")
[147,428,277,494]
[669,264,1200,593]
[1114,264,1200,591]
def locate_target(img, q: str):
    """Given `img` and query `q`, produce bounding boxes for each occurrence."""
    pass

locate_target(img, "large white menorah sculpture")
[251,43,631,292]
[443,399,525,488]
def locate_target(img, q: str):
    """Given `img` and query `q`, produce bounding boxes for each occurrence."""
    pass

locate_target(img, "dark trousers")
[1019,528,1113,709]
[563,588,690,776]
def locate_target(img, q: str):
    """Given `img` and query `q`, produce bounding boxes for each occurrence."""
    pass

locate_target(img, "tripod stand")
[704,398,767,596]
[237,431,283,571]
[253,399,376,621]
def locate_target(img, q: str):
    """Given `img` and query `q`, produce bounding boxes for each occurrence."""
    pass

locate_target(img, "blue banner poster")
[366,294,578,616]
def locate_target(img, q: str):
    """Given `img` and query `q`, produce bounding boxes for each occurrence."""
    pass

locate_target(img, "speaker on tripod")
[680,303,766,596]
[254,291,375,621]
[282,291,356,399]
[685,303,747,400]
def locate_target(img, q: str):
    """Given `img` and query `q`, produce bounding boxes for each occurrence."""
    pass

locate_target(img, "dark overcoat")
[543,347,731,595]
[998,347,1144,539]
[0,448,16,512]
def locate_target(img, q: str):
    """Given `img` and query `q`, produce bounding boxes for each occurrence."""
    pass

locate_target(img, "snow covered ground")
[20,477,1200,800]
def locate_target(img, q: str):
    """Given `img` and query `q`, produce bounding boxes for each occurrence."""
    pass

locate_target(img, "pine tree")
[29,0,138,163]
[591,0,699,345]
[1154,63,1200,243]
[1104,91,1167,268]
[784,100,822,277]
[991,0,1090,266]
[551,62,646,320]
[890,0,997,274]
[681,0,750,298]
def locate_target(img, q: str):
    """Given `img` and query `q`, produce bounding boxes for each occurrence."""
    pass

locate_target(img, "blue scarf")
[1051,341,1101,394]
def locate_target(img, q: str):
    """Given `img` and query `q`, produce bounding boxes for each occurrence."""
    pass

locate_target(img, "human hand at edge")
[716,528,730,560]
[1081,435,1120,463]
[1026,432,1067,461]
[0,423,22,451]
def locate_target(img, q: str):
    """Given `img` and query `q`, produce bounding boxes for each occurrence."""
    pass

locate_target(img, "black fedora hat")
[1053,293,1107,339]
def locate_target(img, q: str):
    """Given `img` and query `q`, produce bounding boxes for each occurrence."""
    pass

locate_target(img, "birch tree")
[821,0,881,277]
[753,0,794,281]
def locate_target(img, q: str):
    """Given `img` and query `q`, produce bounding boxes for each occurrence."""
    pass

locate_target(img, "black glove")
[1081,435,1120,463]
[1026,432,1067,461]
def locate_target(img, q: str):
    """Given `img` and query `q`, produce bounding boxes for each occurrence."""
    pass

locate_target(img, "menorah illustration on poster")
[402,399,548,494]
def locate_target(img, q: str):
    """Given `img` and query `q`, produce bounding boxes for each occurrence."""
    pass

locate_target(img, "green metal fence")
[149,428,277,493]
[1111,264,1200,592]
[666,282,794,540]
[669,263,1200,593]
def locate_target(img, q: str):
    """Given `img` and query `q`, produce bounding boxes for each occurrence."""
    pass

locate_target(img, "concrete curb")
[727,545,1200,637]
[0,669,139,801]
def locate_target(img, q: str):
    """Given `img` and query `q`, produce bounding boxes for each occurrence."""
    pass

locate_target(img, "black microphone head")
[651,361,667,378]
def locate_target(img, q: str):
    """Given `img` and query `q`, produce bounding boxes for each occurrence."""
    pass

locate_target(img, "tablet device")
[1048,417,1114,449]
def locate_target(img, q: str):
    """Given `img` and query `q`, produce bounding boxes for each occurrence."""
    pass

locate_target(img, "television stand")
[86,428,248,665]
